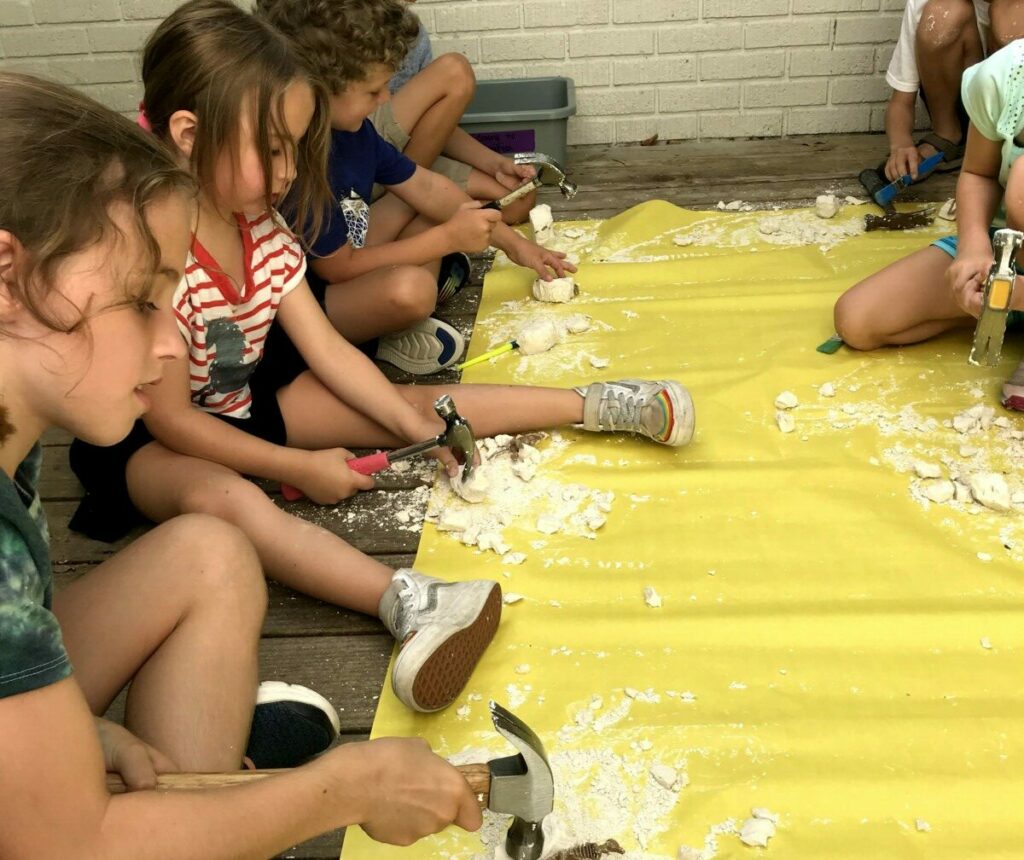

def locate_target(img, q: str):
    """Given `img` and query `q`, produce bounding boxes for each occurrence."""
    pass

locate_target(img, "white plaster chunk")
[921,479,955,504]
[915,819,931,832]
[562,313,591,334]
[650,764,683,791]
[752,808,780,824]
[969,472,1011,511]
[724,200,744,210]
[516,317,560,355]
[814,193,840,219]
[673,233,695,246]
[532,275,577,303]
[774,390,799,410]
[451,464,491,504]
[514,664,531,675]
[739,817,777,848]
[502,592,525,604]
[819,382,836,397]
[643,585,663,608]
[536,514,562,534]
[913,460,942,479]
[959,445,980,457]
[590,356,610,369]
[776,411,796,433]
[502,552,527,565]
[981,636,993,649]
[954,482,972,503]
[758,217,781,235]
[529,204,553,244]
[678,847,703,860]
[561,226,584,239]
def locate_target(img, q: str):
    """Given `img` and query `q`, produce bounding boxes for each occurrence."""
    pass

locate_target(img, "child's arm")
[0,677,480,859]
[440,127,537,189]
[883,89,921,181]
[141,347,375,504]
[275,282,459,465]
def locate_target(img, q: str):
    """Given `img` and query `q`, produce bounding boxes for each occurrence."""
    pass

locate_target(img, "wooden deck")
[44,133,955,859]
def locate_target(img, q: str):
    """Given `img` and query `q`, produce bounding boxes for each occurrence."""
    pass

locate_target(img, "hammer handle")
[106,763,492,806]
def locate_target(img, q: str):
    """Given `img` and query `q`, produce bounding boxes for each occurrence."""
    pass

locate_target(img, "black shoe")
[437,252,471,305]
[245,681,340,769]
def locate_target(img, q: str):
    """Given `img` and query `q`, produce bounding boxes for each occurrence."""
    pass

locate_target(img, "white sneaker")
[576,379,695,446]
[378,569,502,712]
[375,318,465,375]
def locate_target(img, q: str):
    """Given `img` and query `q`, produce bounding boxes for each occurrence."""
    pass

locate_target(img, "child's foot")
[244,681,341,769]
[379,569,502,713]
[375,317,465,375]
[1002,359,1024,412]
[437,252,471,305]
[577,379,695,446]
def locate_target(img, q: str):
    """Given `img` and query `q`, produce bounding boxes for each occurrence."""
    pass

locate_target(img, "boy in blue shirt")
[257,0,575,376]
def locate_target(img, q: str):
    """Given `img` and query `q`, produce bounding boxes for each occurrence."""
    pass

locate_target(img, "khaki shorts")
[370,102,473,201]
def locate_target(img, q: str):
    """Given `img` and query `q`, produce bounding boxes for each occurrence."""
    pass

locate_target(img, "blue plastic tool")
[873,151,946,207]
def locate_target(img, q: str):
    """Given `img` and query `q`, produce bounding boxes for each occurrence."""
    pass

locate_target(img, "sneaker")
[1002,358,1024,412]
[375,317,465,375]
[576,379,695,447]
[437,252,471,305]
[379,569,502,713]
[244,681,341,769]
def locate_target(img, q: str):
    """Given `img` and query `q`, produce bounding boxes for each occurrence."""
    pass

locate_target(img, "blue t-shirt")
[307,120,417,291]
[0,444,72,699]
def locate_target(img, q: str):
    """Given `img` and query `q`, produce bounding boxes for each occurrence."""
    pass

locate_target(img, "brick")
[793,0,880,10]
[701,50,785,80]
[830,74,890,103]
[612,0,697,24]
[1,26,88,57]
[786,104,871,133]
[475,64,527,80]
[522,0,610,27]
[870,103,887,131]
[532,59,612,87]
[659,82,740,112]
[567,116,615,145]
[88,22,158,53]
[435,4,520,33]
[0,57,49,75]
[33,0,121,24]
[876,44,895,73]
[699,110,784,139]
[0,0,32,26]
[432,38,480,63]
[744,79,828,107]
[744,18,831,49]
[576,87,656,115]
[480,33,564,61]
[658,23,743,53]
[834,15,902,44]
[614,116,660,143]
[649,114,698,142]
[569,28,655,57]
[80,82,144,113]
[704,0,788,17]
[121,0,187,19]
[613,55,695,85]
[789,46,876,76]
[49,54,136,85]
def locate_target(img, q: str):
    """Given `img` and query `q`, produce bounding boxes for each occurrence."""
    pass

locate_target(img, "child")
[0,71,481,857]
[835,41,1024,410]
[255,0,576,374]
[68,0,695,712]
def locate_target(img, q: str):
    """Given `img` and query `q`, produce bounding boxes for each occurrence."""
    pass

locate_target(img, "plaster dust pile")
[426,432,615,559]
[533,275,579,303]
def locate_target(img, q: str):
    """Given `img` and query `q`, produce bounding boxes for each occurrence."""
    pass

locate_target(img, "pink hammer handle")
[279,452,391,501]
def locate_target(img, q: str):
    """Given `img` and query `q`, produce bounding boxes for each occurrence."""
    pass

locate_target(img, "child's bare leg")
[126,444,393,616]
[917,0,984,145]
[51,515,265,771]
[279,372,583,450]
[390,53,474,170]
[988,0,1024,49]
[834,246,971,350]
[323,265,437,342]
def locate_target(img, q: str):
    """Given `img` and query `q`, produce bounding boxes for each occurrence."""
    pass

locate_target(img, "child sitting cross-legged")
[255,0,576,376]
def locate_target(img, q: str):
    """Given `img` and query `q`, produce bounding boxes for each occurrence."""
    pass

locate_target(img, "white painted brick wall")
[0,0,912,144]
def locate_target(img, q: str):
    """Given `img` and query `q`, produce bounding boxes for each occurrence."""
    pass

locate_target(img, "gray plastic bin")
[459,77,576,165]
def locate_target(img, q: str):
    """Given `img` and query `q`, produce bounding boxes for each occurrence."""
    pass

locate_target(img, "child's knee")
[382,266,437,322]
[433,52,475,103]
[917,0,976,51]
[833,290,881,351]
[501,190,536,226]
[179,475,269,526]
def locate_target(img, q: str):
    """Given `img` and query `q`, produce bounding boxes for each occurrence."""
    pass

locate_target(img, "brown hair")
[0,72,195,442]
[142,0,331,238]
[253,0,420,94]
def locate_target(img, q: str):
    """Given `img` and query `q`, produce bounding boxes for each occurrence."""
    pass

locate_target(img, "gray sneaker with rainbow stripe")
[576,379,695,447]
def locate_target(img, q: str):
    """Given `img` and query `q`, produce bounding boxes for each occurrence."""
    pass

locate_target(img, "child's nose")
[153,307,185,361]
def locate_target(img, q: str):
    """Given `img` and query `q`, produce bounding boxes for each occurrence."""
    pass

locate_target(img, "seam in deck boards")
[38,134,955,859]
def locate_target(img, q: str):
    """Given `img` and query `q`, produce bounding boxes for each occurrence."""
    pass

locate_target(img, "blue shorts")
[931,231,1024,327]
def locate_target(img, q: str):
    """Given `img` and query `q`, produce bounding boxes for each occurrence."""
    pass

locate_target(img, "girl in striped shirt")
[70,0,696,714]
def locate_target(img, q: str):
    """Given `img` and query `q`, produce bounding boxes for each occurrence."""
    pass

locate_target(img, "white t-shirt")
[886,0,991,92]
[173,210,306,419]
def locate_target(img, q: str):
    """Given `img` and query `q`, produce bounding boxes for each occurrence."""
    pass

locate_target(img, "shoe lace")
[602,389,641,432]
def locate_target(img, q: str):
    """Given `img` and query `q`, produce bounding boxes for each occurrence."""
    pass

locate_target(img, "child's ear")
[167,110,199,160]
[0,230,23,321]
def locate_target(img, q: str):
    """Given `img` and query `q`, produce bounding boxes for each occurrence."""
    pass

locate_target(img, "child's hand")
[95,717,177,791]
[348,738,482,844]
[494,159,536,192]
[886,144,922,182]
[292,449,375,503]
[947,251,993,318]
[444,202,502,253]
[506,237,578,280]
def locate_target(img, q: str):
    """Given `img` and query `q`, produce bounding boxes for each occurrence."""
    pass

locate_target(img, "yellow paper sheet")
[340,201,1024,859]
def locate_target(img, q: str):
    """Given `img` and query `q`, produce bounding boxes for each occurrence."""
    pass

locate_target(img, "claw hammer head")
[486,701,555,860]
[514,151,578,199]
[433,395,477,480]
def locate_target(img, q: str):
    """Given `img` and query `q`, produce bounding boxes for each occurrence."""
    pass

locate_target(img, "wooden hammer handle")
[105,763,493,806]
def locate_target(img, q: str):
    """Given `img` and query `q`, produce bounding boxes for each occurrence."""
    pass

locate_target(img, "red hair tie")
[137,102,153,132]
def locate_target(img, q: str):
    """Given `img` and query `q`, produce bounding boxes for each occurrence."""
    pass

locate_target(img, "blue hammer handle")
[874,151,946,206]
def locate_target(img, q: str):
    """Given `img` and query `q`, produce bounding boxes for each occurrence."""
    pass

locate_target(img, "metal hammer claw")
[485,152,578,211]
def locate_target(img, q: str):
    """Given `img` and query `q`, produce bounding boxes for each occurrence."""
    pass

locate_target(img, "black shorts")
[68,336,306,543]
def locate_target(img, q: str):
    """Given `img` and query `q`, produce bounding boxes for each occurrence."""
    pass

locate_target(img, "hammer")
[280,395,476,501]
[485,151,578,211]
[105,701,555,860]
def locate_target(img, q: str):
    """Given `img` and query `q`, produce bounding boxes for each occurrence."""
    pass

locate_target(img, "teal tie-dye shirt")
[0,444,71,698]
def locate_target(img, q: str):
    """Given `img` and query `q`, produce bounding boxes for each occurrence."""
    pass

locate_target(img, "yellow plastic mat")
[340,201,1024,859]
